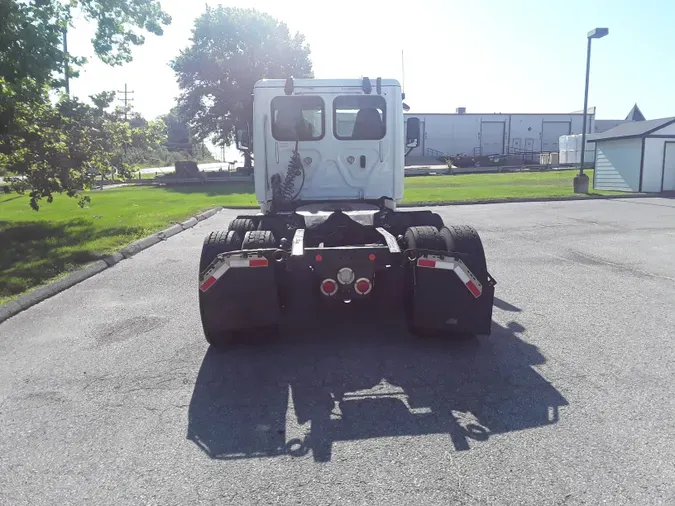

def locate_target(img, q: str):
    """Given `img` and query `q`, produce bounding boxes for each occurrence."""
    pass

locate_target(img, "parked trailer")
[197,77,496,348]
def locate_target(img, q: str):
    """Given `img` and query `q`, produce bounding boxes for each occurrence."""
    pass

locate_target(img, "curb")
[215,193,653,211]
[0,206,224,324]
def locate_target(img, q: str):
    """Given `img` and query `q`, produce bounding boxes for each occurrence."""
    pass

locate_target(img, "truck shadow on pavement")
[187,309,567,462]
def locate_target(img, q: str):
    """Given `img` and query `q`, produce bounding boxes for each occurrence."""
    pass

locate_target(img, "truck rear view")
[198,77,496,347]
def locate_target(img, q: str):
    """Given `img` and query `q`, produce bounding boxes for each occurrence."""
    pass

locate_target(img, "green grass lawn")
[402,169,625,203]
[0,169,629,303]
[0,182,255,304]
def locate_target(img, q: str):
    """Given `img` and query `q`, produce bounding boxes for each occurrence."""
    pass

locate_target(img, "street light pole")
[579,37,592,177]
[574,27,608,194]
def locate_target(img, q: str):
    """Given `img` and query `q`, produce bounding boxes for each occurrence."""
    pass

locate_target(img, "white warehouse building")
[404,109,594,158]
[404,104,646,160]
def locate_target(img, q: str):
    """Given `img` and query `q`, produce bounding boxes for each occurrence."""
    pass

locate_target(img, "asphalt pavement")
[1,197,675,505]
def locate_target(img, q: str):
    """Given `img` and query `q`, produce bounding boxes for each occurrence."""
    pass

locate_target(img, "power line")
[116,83,134,121]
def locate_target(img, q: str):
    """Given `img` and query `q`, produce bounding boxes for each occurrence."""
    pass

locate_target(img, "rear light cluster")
[320,268,372,297]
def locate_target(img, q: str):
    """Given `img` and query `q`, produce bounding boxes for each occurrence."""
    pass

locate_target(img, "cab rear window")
[333,95,386,140]
[271,96,325,141]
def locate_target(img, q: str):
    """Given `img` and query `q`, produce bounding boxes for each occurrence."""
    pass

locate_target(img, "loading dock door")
[480,122,505,155]
[541,122,571,152]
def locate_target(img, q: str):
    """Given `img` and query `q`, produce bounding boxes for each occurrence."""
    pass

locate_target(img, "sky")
[67,0,673,156]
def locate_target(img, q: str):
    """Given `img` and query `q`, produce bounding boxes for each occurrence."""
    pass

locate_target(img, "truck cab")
[199,77,493,350]
[237,77,420,213]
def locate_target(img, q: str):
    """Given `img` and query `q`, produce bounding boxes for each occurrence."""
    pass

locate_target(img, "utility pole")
[116,83,134,121]
[115,83,134,179]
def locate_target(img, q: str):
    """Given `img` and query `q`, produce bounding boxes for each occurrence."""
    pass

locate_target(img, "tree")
[170,7,313,158]
[114,107,215,169]
[1,0,171,90]
[1,83,167,210]
[0,0,171,208]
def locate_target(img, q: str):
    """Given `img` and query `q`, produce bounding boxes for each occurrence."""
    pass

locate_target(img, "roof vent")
[456,107,466,114]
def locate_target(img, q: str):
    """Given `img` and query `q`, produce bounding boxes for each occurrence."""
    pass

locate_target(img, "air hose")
[271,139,305,208]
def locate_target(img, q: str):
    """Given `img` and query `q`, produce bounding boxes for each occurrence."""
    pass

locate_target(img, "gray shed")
[589,117,675,192]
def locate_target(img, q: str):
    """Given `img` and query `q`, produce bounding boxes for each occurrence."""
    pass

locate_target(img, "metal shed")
[589,117,675,193]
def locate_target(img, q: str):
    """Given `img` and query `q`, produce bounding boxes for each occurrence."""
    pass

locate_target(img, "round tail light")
[320,278,338,296]
[354,278,372,295]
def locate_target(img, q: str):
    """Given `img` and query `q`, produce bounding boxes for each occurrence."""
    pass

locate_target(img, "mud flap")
[200,257,281,332]
[409,256,495,335]
[276,261,320,326]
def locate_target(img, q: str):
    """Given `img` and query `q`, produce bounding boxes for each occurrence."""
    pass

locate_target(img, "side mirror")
[406,117,420,148]
[236,124,252,151]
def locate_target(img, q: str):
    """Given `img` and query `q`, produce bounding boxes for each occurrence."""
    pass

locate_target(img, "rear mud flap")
[200,264,281,331]
[409,263,495,335]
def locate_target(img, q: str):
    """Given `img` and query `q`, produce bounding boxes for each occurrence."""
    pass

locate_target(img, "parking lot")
[1,197,674,505]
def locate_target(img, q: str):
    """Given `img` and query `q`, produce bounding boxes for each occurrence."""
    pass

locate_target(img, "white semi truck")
[198,77,495,347]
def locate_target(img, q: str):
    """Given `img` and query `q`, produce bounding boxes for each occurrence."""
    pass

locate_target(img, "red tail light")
[248,258,268,267]
[354,278,372,295]
[320,278,338,296]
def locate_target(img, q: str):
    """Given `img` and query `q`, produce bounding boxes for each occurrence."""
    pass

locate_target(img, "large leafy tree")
[171,7,313,156]
[2,84,167,210]
[1,0,171,89]
[0,0,171,208]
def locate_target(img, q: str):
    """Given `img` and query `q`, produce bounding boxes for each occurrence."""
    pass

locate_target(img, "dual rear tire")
[227,218,256,236]
[404,224,487,279]
[198,226,277,349]
[198,230,242,348]
[403,224,488,338]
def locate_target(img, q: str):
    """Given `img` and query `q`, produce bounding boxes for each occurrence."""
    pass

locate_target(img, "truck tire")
[439,225,487,280]
[199,230,242,348]
[200,230,242,272]
[404,225,445,251]
[241,230,276,249]
[228,218,257,235]
[402,226,446,335]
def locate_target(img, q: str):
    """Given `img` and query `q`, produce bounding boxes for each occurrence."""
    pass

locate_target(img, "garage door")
[541,122,571,152]
[480,122,505,155]
[663,143,675,191]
